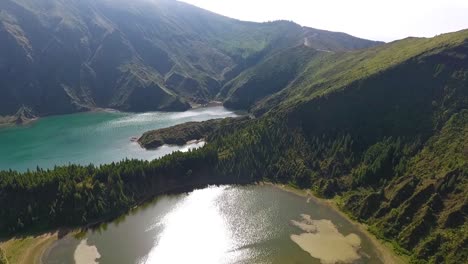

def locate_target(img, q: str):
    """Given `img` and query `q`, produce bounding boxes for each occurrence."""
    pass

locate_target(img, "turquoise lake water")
[0,106,238,171]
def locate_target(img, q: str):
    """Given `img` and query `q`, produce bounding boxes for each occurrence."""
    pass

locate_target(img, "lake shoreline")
[0,107,124,129]
[0,183,237,263]
[0,116,39,128]
[0,102,227,129]
[0,105,239,171]
[0,231,59,264]
[262,182,408,264]
[2,182,407,264]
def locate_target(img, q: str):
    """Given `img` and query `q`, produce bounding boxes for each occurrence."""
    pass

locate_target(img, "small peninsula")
[138,116,250,149]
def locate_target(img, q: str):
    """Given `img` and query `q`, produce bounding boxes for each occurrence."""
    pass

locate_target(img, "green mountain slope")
[343,110,468,263]
[0,0,379,117]
[219,46,321,110]
[251,29,468,115]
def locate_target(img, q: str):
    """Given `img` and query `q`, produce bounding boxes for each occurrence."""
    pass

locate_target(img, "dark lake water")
[43,185,383,264]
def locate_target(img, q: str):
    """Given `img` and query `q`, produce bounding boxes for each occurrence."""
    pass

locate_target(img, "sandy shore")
[263,182,408,264]
[0,232,59,264]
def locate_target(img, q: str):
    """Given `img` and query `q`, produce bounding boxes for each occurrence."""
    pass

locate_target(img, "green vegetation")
[253,29,468,115]
[0,232,58,264]
[0,247,8,264]
[0,148,223,234]
[138,117,249,149]
[220,46,321,110]
[213,31,468,263]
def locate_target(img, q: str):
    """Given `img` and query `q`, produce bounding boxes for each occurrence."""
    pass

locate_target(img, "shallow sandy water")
[291,214,362,264]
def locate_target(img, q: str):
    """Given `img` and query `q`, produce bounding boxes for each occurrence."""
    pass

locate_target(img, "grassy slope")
[254,29,468,114]
[0,247,8,264]
[0,232,58,264]
[219,45,321,110]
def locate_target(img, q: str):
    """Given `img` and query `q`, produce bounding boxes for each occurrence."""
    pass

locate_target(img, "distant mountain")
[0,0,381,117]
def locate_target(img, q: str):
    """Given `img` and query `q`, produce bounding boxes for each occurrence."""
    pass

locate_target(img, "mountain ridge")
[0,0,381,119]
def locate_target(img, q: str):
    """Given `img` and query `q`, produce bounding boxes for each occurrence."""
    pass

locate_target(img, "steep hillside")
[0,0,379,117]
[343,110,468,263]
[218,30,468,117]
[219,46,321,110]
[252,30,468,115]
[205,30,468,263]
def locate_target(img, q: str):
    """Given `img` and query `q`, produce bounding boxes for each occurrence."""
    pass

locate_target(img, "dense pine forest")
[0,1,467,263]
[0,149,222,234]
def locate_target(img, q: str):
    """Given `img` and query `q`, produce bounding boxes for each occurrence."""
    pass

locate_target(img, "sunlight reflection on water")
[44,185,383,264]
[140,186,244,264]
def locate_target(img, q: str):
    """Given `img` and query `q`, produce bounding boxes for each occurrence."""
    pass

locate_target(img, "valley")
[0,0,467,264]
[0,0,380,118]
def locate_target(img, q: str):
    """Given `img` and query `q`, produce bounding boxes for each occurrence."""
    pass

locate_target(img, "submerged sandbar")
[290,214,361,264]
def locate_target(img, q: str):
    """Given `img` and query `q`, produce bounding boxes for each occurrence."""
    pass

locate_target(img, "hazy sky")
[180,0,468,42]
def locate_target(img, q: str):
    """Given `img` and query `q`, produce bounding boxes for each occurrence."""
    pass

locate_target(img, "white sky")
[179,0,468,42]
